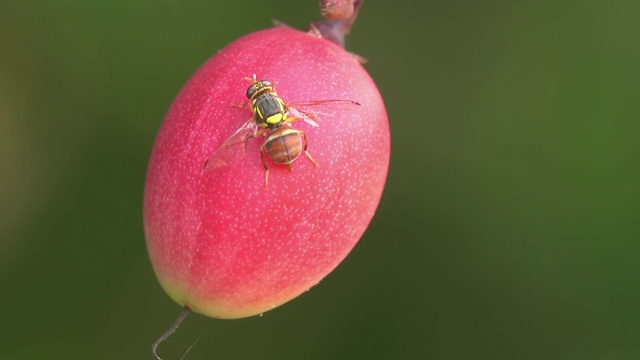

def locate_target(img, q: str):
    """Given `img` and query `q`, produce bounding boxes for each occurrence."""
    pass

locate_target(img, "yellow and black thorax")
[246,78,288,129]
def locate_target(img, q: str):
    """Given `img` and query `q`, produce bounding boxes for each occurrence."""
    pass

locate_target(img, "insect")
[203,75,360,190]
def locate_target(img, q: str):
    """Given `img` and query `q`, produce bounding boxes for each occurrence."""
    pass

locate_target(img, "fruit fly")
[203,75,360,190]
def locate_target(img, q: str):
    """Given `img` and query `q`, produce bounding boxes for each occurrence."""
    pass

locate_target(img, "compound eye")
[246,85,257,99]
[260,80,272,87]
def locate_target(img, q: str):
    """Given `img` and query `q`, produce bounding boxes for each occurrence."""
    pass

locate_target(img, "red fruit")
[144,26,389,319]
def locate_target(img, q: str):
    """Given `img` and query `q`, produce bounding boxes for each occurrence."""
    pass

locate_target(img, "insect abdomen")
[264,127,303,165]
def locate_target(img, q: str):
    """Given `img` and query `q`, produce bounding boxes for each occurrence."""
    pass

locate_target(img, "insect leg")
[260,144,270,191]
[299,130,319,167]
[252,127,268,138]
[245,127,267,155]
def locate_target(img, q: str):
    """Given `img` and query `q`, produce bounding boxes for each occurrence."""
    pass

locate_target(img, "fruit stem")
[319,0,356,19]
[310,0,363,48]
[152,305,192,360]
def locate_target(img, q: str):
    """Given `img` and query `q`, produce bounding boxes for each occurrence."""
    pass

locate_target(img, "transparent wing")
[203,118,259,171]
[286,100,361,127]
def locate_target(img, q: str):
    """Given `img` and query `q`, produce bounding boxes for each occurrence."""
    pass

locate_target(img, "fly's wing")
[203,118,259,171]
[286,100,361,127]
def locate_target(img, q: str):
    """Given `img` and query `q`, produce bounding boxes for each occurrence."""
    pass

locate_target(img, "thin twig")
[152,306,192,360]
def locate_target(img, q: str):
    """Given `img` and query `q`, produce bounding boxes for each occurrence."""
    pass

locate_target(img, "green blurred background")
[1,1,639,359]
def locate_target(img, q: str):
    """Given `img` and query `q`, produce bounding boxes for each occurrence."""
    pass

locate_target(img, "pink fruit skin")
[144,26,389,319]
